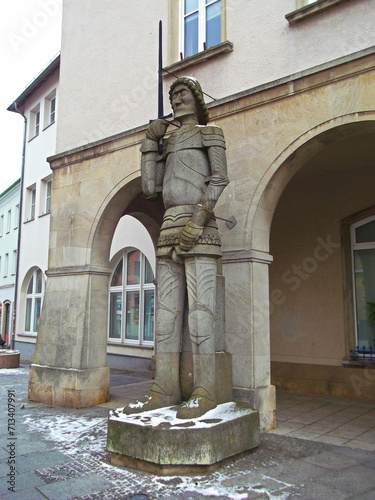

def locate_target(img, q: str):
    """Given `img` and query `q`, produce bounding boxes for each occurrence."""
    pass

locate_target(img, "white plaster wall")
[16,70,59,341]
[56,0,375,153]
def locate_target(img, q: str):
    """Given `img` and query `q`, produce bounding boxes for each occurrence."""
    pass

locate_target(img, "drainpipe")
[11,102,27,351]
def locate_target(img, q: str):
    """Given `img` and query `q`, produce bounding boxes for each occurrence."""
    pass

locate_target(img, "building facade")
[0,179,21,346]
[29,0,375,429]
[8,55,60,361]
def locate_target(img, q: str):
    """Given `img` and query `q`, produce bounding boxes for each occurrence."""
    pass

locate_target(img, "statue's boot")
[176,354,217,419]
[122,353,181,414]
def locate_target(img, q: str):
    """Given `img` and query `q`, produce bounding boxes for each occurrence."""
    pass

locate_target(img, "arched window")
[25,268,44,334]
[108,250,155,346]
[351,216,375,355]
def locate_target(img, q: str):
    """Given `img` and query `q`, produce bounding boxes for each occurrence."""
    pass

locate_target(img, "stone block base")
[180,351,233,403]
[28,364,110,408]
[233,385,276,431]
[107,401,260,475]
[0,350,20,369]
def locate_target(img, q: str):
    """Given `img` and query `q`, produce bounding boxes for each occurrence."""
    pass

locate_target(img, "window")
[44,89,57,128]
[14,204,19,229]
[0,215,3,236]
[50,97,56,124]
[180,0,222,58]
[46,180,52,213]
[6,210,11,233]
[351,216,375,355]
[35,110,40,136]
[4,254,9,277]
[12,250,17,275]
[29,104,40,139]
[108,250,155,346]
[25,268,44,334]
[26,186,36,221]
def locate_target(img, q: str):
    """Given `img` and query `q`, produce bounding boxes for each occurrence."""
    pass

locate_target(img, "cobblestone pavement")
[1,364,375,500]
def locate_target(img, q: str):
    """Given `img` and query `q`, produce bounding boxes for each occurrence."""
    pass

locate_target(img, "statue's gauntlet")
[179,221,204,252]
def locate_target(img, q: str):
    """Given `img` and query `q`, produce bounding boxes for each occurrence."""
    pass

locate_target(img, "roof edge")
[0,178,21,199]
[7,53,60,113]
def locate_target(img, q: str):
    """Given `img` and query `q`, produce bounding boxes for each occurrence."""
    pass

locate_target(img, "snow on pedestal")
[107,401,260,475]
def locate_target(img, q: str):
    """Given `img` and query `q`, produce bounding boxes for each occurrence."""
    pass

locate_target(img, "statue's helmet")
[169,76,210,125]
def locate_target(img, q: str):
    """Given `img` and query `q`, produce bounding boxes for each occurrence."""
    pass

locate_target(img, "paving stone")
[36,473,115,500]
[0,470,46,496]
[16,450,72,474]
[303,450,367,470]
[1,488,46,499]
[318,464,375,497]
[265,458,326,483]
[290,479,349,500]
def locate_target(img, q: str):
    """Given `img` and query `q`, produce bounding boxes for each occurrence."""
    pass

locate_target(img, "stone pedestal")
[107,401,260,475]
[29,364,109,408]
[0,350,20,369]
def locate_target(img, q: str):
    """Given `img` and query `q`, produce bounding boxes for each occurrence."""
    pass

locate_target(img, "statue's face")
[171,84,198,120]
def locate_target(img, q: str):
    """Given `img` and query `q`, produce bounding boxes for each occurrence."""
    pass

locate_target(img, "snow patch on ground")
[24,414,108,456]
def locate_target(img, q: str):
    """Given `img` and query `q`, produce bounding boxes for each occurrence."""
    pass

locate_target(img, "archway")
[252,114,375,398]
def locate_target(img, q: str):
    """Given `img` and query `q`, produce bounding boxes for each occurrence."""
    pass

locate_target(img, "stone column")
[223,250,276,431]
[28,266,110,408]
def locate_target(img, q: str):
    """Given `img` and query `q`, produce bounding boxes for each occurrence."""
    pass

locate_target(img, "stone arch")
[88,173,164,268]
[249,112,375,253]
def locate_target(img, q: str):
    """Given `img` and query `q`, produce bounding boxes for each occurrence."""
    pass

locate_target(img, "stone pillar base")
[107,401,260,475]
[233,385,276,431]
[28,364,110,408]
[0,350,20,369]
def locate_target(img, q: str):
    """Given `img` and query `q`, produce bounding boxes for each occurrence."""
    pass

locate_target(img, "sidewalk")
[1,364,374,500]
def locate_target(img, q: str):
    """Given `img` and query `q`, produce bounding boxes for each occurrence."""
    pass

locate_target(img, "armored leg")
[177,256,218,419]
[123,257,184,414]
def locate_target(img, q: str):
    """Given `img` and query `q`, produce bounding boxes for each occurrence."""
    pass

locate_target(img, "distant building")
[0,179,21,345]
[27,1,375,429]
[8,54,60,360]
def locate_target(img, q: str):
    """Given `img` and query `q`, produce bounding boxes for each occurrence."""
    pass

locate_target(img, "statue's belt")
[156,206,222,257]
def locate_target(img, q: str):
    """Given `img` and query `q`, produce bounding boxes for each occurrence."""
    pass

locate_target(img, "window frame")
[25,185,37,221]
[44,89,57,129]
[4,253,9,277]
[108,249,155,347]
[179,0,222,59]
[6,210,11,233]
[24,268,44,336]
[350,215,375,356]
[29,104,41,139]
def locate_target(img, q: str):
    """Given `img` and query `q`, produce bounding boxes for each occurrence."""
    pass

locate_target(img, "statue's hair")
[169,77,210,125]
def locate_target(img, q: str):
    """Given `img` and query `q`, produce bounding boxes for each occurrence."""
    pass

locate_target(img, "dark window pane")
[127,250,140,285]
[206,0,221,49]
[185,11,199,57]
[356,220,375,244]
[109,292,122,339]
[354,249,375,352]
[35,269,43,293]
[111,259,123,287]
[143,290,154,342]
[144,258,154,284]
[125,291,139,340]
[27,276,34,295]
[25,298,32,331]
[33,298,41,333]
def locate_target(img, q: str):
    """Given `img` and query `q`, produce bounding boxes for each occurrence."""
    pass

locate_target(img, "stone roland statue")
[124,77,229,419]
